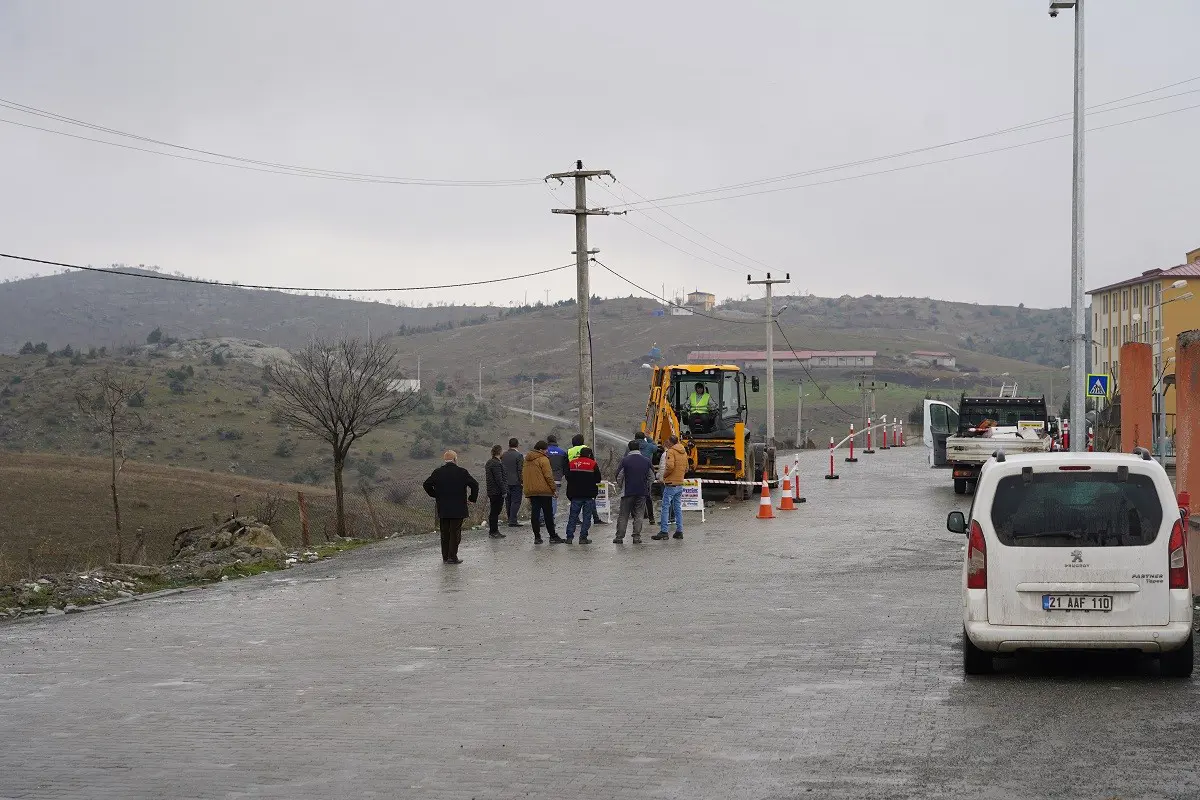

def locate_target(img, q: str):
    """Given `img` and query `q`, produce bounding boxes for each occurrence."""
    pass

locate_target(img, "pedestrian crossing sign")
[1086,373,1110,398]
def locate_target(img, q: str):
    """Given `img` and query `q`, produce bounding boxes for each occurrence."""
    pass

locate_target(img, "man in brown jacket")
[522,441,564,544]
[652,435,688,541]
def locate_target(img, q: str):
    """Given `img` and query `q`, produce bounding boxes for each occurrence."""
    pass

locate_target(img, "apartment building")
[1086,246,1200,431]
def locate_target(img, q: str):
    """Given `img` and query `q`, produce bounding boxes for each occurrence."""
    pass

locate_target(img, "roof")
[912,350,953,357]
[687,290,715,298]
[686,349,877,361]
[1086,262,1200,295]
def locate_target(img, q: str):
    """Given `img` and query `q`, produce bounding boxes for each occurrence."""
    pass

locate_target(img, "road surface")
[2,446,1197,799]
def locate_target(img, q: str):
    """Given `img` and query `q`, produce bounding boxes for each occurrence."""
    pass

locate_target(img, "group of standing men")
[423,430,691,563]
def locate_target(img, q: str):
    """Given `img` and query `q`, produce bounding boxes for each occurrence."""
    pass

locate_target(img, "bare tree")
[75,368,147,562]
[266,337,419,538]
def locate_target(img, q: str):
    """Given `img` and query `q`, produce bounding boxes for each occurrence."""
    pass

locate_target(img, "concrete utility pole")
[796,380,806,449]
[747,272,790,453]
[547,160,613,448]
[1051,0,1087,451]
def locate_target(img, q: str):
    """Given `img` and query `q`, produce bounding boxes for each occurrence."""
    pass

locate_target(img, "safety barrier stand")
[845,423,858,462]
[756,466,775,519]
[864,417,876,454]
[899,422,905,447]
[1087,427,1094,452]
[792,453,806,503]
[879,415,889,450]
[825,437,839,479]
[892,421,898,448]
[778,465,797,511]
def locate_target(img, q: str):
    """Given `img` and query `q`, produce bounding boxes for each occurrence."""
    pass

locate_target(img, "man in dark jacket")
[484,444,507,538]
[564,447,602,543]
[567,433,606,525]
[500,437,524,527]
[614,440,653,544]
[635,431,657,523]
[422,450,479,564]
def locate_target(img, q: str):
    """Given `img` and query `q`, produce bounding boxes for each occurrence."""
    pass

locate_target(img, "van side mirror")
[751,376,760,392]
[946,511,967,534]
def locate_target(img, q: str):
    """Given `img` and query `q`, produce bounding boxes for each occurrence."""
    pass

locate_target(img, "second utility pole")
[747,272,790,457]
[547,160,612,449]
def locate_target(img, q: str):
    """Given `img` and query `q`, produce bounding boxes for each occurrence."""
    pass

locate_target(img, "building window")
[1143,321,1148,340]
[1103,294,1110,313]
[1113,361,1120,380]
[1156,281,1163,304]
[1123,290,1129,310]
[1102,327,1108,347]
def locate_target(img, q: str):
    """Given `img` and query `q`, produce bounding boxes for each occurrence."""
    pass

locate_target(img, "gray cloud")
[1,0,1198,309]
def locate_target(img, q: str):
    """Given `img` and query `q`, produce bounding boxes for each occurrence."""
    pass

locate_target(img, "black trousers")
[528,496,556,538]
[487,494,504,533]
[644,493,655,521]
[439,518,464,561]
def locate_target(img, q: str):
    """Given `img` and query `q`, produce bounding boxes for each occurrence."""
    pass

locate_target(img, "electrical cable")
[615,179,774,273]
[0,252,573,292]
[608,79,1200,209]
[772,320,859,420]
[595,180,771,275]
[0,97,541,187]
[589,257,759,323]
[591,256,857,421]
[630,101,1200,210]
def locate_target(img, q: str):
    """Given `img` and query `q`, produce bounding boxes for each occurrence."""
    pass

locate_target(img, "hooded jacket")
[522,449,557,497]
[662,442,689,486]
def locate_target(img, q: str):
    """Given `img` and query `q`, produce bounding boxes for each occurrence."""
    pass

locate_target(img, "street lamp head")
[1179,292,1195,302]
[1170,279,1188,290]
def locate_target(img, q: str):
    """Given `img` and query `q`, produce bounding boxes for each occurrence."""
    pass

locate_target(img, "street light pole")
[1051,0,1087,452]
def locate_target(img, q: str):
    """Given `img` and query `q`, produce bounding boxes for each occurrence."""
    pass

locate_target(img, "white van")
[947,448,1193,676]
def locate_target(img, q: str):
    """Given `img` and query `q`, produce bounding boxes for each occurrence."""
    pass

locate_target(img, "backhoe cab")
[640,364,773,499]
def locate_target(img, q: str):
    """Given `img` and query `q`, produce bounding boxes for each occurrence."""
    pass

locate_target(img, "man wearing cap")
[422,450,479,564]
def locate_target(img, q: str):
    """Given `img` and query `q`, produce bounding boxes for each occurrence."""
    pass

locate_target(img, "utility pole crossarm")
[552,208,612,216]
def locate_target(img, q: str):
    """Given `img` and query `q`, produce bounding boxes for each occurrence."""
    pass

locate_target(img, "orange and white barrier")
[778,465,797,511]
[756,467,775,519]
[825,437,839,480]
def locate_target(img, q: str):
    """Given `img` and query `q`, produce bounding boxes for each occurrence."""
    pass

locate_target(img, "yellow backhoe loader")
[640,364,775,499]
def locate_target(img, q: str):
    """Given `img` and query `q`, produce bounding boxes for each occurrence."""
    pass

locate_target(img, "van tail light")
[1168,518,1189,590]
[967,520,987,590]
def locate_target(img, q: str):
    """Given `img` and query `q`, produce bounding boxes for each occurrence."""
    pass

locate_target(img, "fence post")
[297,492,311,548]
[361,486,385,539]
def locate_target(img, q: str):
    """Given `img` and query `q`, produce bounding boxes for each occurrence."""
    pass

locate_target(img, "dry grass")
[0,453,440,584]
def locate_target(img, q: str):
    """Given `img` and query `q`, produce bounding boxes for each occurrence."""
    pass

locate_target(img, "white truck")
[924,395,1054,494]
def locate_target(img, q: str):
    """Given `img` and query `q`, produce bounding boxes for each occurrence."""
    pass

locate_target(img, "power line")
[606,180,773,274]
[772,320,858,420]
[589,257,758,323]
[592,256,855,419]
[609,77,1200,209]
[0,253,573,292]
[634,101,1200,210]
[0,97,541,187]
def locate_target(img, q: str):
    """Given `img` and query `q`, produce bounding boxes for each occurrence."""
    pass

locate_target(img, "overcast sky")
[1,1,1198,310]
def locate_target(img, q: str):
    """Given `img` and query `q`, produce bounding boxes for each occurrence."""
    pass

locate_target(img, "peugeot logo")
[1070,549,1083,563]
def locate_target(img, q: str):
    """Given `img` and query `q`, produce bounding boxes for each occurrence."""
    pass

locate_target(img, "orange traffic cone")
[756,467,775,519]
[779,465,796,511]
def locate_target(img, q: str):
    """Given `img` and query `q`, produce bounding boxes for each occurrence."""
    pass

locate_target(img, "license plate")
[1042,594,1113,612]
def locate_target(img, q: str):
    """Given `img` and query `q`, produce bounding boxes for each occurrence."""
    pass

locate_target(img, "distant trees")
[266,337,419,538]
[146,327,163,344]
[75,367,148,563]
[18,342,48,355]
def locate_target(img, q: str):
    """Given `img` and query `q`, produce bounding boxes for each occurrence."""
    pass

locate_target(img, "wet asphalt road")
[1,446,1197,799]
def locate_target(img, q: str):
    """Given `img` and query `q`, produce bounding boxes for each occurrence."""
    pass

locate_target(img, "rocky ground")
[0,515,361,620]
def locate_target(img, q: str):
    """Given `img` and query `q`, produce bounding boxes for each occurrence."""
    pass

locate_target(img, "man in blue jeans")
[564,446,602,543]
[653,434,688,540]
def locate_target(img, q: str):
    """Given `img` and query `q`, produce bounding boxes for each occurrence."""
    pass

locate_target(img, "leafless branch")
[266,337,420,537]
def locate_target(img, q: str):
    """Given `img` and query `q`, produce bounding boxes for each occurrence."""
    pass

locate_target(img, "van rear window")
[989,472,1163,547]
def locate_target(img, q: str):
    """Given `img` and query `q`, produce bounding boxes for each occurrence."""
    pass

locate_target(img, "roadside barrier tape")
[686,478,781,487]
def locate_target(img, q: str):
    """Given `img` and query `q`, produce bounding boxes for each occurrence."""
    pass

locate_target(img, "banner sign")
[681,479,705,521]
